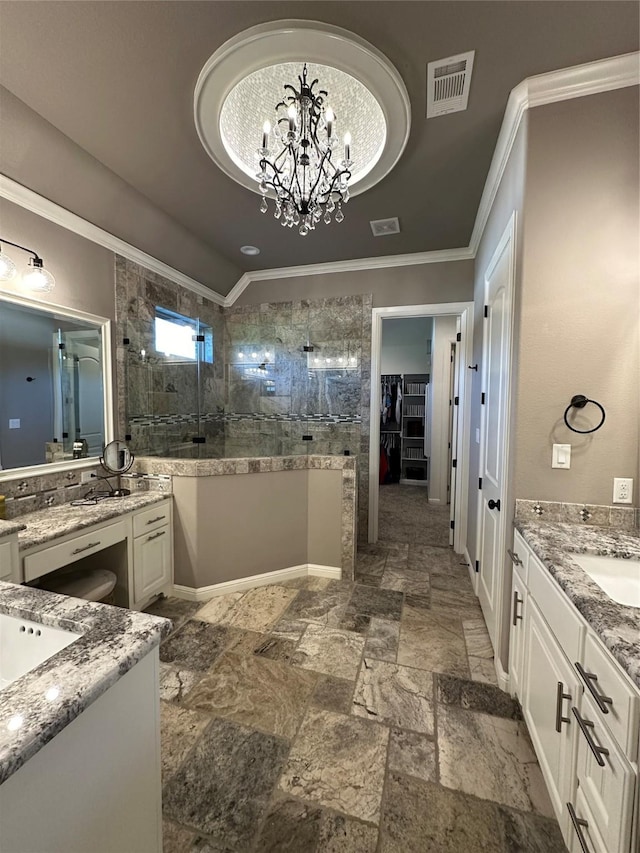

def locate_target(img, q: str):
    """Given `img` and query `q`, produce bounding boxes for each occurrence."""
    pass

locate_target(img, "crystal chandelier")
[256,64,353,236]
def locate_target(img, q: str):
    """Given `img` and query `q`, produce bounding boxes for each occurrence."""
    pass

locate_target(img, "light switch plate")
[552,443,571,468]
[8,418,20,429]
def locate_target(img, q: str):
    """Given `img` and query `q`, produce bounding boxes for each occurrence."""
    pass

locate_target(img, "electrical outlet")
[80,470,94,484]
[613,477,633,504]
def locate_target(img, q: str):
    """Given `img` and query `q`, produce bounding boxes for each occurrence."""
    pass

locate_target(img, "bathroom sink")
[571,554,640,608]
[0,614,81,691]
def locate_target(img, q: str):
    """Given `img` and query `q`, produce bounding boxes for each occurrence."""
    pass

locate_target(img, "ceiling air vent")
[370,217,400,237]
[426,50,475,118]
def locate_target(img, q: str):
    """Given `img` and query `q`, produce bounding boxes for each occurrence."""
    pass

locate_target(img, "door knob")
[488,499,501,511]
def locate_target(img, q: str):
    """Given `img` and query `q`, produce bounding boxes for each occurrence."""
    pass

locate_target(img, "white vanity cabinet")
[509,531,639,853]
[17,498,174,611]
[132,501,173,608]
[0,535,19,583]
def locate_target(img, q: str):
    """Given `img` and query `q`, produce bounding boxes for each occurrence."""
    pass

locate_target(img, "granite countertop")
[0,519,26,539]
[0,581,171,784]
[17,492,169,551]
[515,519,640,688]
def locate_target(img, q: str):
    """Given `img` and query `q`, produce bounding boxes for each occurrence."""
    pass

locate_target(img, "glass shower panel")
[57,327,104,458]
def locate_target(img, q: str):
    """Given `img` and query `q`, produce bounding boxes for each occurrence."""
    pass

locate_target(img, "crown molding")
[223,247,475,306]
[2,51,638,306]
[469,51,639,255]
[0,175,226,306]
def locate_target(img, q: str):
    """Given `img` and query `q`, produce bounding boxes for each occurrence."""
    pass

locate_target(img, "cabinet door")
[572,693,635,853]
[133,527,171,604]
[509,571,527,701]
[523,598,579,834]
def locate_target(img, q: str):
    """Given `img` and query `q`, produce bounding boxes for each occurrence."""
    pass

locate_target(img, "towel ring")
[563,395,606,434]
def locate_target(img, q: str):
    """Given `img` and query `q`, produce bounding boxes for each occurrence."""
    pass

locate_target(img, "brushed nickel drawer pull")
[567,802,591,853]
[146,515,166,525]
[572,707,609,766]
[512,590,523,626]
[507,548,523,566]
[72,541,101,555]
[575,662,613,714]
[147,531,166,542]
[555,681,571,732]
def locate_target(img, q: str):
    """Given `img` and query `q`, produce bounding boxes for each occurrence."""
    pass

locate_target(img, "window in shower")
[154,307,213,363]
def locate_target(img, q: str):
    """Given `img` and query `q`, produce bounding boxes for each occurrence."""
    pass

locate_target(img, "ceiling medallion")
[194,20,411,231]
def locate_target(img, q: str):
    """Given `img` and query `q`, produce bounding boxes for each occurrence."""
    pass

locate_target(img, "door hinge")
[478,477,483,489]
[454,396,459,405]
[456,332,461,342]
[193,334,205,343]
[452,459,457,468]
[484,305,489,318]
[58,342,65,350]
[450,520,455,530]
[481,392,486,404]
[475,560,480,573]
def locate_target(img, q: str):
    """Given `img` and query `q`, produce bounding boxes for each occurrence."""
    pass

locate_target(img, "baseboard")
[172,563,342,602]
[463,546,478,593]
[495,657,510,693]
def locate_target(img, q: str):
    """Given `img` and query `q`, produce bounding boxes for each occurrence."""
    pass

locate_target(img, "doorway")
[368,303,473,555]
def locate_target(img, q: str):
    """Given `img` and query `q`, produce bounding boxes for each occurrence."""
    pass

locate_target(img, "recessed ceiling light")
[240,245,260,255]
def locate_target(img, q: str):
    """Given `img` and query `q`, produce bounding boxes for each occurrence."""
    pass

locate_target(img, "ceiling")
[0,1,638,279]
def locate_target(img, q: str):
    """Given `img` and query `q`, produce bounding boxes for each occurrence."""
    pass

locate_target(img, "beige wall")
[0,197,116,321]
[0,86,241,295]
[234,260,474,308]
[307,469,343,568]
[172,470,345,588]
[515,87,639,506]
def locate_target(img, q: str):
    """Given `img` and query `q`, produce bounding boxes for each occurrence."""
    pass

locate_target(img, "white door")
[477,214,516,649]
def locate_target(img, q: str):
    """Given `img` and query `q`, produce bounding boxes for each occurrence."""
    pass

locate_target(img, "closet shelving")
[400,373,430,487]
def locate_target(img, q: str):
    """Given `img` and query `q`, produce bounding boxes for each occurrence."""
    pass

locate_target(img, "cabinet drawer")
[573,694,635,853]
[23,520,127,582]
[510,529,529,585]
[133,502,171,537]
[578,632,639,760]
[528,552,584,662]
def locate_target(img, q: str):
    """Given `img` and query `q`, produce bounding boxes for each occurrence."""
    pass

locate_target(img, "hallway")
[378,483,451,547]
[151,529,566,852]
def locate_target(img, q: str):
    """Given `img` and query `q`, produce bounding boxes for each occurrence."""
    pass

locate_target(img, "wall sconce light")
[0,238,56,292]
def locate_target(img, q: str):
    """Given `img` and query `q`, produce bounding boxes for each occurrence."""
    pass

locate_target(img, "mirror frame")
[0,290,114,481]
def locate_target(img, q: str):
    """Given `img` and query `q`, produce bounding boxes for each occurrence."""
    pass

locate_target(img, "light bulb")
[23,260,55,292]
[287,105,297,132]
[343,132,351,162]
[262,120,271,149]
[0,250,17,281]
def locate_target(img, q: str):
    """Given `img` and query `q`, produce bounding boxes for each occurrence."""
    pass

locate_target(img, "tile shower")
[115,257,372,536]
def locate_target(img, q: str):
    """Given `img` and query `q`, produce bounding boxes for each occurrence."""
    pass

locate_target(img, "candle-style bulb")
[343,131,351,162]
[325,107,334,138]
[287,105,297,132]
[262,120,271,149]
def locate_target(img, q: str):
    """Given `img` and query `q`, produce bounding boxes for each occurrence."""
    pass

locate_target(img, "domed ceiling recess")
[194,20,411,233]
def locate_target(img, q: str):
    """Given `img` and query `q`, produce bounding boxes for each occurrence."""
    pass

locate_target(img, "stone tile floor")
[148,537,567,852]
[378,484,450,547]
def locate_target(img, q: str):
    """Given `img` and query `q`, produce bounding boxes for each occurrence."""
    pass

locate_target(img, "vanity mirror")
[0,292,113,477]
[100,439,134,497]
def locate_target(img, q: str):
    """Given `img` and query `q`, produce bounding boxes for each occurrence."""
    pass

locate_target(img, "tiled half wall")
[115,256,372,538]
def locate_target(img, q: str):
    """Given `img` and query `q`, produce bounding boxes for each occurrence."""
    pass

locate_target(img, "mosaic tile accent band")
[515,499,638,530]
